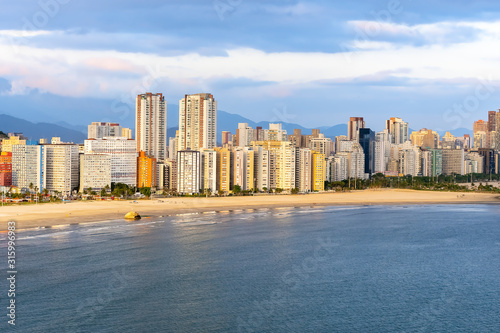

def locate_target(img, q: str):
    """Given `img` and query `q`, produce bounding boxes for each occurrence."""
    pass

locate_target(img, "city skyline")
[2,1,500,130]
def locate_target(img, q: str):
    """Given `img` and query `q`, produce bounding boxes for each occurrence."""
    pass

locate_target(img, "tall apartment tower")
[179,93,217,150]
[347,117,365,142]
[386,117,409,144]
[135,93,167,161]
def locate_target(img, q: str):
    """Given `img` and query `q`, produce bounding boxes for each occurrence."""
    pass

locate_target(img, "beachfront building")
[252,146,270,192]
[251,141,296,191]
[215,147,232,193]
[236,123,255,147]
[177,149,201,194]
[136,93,167,160]
[201,149,217,194]
[442,148,465,175]
[137,151,157,188]
[311,151,326,191]
[79,154,112,193]
[330,153,349,182]
[374,130,391,174]
[12,142,45,192]
[43,142,80,195]
[179,93,217,150]
[232,147,255,191]
[0,152,12,187]
[84,137,137,187]
[296,148,312,192]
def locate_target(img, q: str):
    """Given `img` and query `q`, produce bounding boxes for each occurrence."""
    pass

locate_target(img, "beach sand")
[1,189,498,231]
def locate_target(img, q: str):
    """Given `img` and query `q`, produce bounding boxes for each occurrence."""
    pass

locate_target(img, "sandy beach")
[0,189,498,231]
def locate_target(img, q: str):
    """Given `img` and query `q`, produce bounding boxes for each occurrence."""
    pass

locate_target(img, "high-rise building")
[122,128,133,139]
[410,129,440,149]
[0,152,12,187]
[84,137,137,187]
[398,145,421,176]
[310,135,333,157]
[464,152,484,174]
[374,130,391,174]
[135,93,167,161]
[177,149,201,194]
[267,123,288,142]
[442,149,465,175]
[137,151,157,188]
[386,117,409,144]
[359,128,375,175]
[296,148,311,192]
[330,153,349,182]
[232,147,255,191]
[179,93,217,150]
[311,151,326,191]
[12,142,45,192]
[478,148,496,174]
[79,154,111,193]
[88,122,125,139]
[221,131,232,146]
[215,147,232,193]
[251,141,296,191]
[43,142,80,195]
[1,136,30,153]
[236,123,255,147]
[348,143,366,179]
[347,117,365,142]
[201,149,217,193]
[252,146,270,191]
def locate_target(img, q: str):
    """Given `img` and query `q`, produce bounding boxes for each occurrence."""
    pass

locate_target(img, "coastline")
[1,189,499,232]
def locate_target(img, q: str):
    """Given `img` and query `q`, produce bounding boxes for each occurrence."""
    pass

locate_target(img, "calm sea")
[1,204,500,332]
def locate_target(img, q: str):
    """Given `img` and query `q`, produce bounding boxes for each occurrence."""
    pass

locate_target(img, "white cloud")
[1,21,500,99]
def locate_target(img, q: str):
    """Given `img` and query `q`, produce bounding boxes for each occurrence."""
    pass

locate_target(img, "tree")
[291,187,299,194]
[139,187,151,197]
[233,185,242,195]
[262,187,268,193]
[100,188,107,197]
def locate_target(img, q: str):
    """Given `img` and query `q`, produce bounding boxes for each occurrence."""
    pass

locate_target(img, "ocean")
[2,204,500,332]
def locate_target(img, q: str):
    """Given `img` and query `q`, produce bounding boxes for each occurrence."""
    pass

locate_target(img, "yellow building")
[215,147,232,193]
[251,141,295,191]
[1,136,27,153]
[311,151,326,191]
[137,151,157,188]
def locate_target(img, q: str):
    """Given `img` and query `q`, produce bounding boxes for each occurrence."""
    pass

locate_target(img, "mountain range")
[0,111,472,144]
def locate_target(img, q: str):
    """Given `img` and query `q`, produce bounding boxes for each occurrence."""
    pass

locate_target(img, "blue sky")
[1,0,500,132]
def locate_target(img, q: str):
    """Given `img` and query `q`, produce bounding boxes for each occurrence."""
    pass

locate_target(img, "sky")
[1,0,500,132]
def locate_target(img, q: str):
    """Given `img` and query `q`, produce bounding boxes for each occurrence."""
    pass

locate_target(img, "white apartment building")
[44,143,79,195]
[79,154,111,192]
[179,93,217,150]
[84,137,137,187]
[201,149,217,193]
[12,143,45,192]
[136,93,167,160]
[177,149,201,194]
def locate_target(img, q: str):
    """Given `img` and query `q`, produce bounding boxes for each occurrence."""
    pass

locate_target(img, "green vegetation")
[325,173,500,193]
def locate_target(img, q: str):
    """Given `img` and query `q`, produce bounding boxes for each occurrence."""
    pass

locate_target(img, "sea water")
[1,204,500,332]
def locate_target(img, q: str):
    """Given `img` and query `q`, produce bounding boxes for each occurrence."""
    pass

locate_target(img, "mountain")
[0,114,86,143]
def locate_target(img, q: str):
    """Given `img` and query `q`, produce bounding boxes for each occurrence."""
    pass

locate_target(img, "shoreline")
[1,189,499,232]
